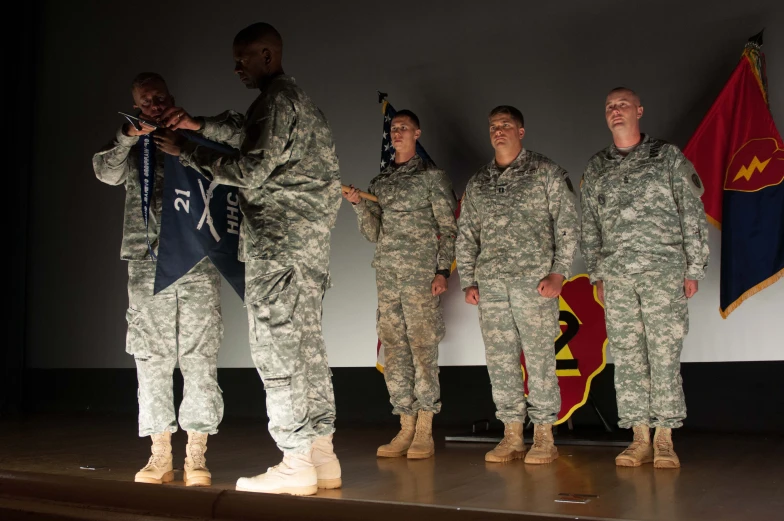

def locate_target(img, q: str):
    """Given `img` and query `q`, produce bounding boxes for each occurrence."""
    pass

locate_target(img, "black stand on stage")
[445,391,629,447]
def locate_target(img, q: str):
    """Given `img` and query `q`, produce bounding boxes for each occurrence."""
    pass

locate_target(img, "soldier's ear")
[519,127,526,140]
[637,106,644,119]
[414,128,422,140]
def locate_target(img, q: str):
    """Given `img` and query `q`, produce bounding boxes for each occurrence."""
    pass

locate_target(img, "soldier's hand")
[537,273,565,298]
[161,107,201,131]
[123,121,156,137]
[153,129,185,156]
[595,280,605,306]
[465,286,479,305]
[684,279,699,298]
[431,274,448,296]
[342,185,362,205]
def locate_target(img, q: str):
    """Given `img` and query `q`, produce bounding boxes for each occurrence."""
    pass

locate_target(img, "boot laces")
[532,429,546,449]
[187,442,207,468]
[143,452,166,470]
[655,434,674,456]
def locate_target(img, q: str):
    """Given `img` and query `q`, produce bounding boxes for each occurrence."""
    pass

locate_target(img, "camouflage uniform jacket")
[456,148,579,289]
[179,74,342,270]
[580,134,709,282]
[353,155,458,277]
[92,127,165,260]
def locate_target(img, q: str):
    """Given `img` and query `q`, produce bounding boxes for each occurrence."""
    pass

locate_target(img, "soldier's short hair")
[608,86,641,105]
[234,22,283,50]
[131,72,167,93]
[489,105,524,128]
[392,109,420,129]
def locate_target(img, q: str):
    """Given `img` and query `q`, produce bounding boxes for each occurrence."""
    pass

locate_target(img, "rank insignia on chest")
[598,194,606,205]
[497,186,506,194]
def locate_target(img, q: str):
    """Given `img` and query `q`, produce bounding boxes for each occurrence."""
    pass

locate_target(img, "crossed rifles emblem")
[196,179,221,242]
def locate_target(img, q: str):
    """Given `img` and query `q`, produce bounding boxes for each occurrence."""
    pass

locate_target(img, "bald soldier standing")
[344,110,457,460]
[158,23,342,495]
[581,87,709,469]
[456,106,579,464]
[93,73,224,487]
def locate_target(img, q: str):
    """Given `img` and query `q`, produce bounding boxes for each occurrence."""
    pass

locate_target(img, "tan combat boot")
[407,411,435,460]
[183,431,211,487]
[485,422,525,463]
[135,431,174,484]
[312,434,342,489]
[524,424,559,464]
[615,425,653,467]
[653,427,680,469]
[377,414,417,458]
[235,452,318,496]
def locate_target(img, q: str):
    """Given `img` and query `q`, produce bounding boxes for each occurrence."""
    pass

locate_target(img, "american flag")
[379,98,433,171]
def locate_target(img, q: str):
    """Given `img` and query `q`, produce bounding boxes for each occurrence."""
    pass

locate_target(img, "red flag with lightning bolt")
[683,32,784,317]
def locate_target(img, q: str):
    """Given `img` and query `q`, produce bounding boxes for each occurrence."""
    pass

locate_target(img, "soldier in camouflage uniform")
[580,87,709,469]
[343,110,457,460]
[158,23,342,496]
[92,73,224,487]
[456,106,579,465]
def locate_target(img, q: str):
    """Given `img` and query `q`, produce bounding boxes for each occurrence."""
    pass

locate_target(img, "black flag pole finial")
[378,91,388,104]
[748,29,764,47]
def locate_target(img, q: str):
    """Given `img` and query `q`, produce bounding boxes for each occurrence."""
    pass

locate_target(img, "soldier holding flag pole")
[343,104,457,460]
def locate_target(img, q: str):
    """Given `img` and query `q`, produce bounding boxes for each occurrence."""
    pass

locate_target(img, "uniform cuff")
[116,127,139,147]
[460,279,477,291]
[550,262,571,280]
[685,265,706,281]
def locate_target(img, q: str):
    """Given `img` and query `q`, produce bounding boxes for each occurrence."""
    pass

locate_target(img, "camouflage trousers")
[604,272,688,429]
[126,258,224,437]
[477,278,561,425]
[376,270,444,416]
[245,260,336,455]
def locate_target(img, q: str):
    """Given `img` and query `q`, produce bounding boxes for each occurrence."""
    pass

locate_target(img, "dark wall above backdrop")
[23,0,784,376]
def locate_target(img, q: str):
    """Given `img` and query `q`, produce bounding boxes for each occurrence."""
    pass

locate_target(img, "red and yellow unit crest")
[521,274,608,425]
[725,137,784,192]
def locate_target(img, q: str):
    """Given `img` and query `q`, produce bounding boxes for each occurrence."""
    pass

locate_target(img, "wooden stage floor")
[0,414,782,520]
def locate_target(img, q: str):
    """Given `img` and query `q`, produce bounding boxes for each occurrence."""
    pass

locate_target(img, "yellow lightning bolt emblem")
[734,156,771,182]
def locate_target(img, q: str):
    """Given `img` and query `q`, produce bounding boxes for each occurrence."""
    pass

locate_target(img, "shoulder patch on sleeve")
[689,172,705,197]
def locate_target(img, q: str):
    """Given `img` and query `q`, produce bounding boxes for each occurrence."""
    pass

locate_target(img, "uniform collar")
[489,147,527,174]
[607,133,650,160]
[387,154,422,174]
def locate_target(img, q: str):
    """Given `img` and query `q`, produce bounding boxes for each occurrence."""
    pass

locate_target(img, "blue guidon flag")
[154,132,245,299]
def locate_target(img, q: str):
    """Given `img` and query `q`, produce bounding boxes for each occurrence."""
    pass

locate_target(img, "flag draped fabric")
[683,36,784,318]
[154,132,245,299]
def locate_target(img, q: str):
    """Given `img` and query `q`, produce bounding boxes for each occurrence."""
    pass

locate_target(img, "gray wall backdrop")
[27,0,784,368]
